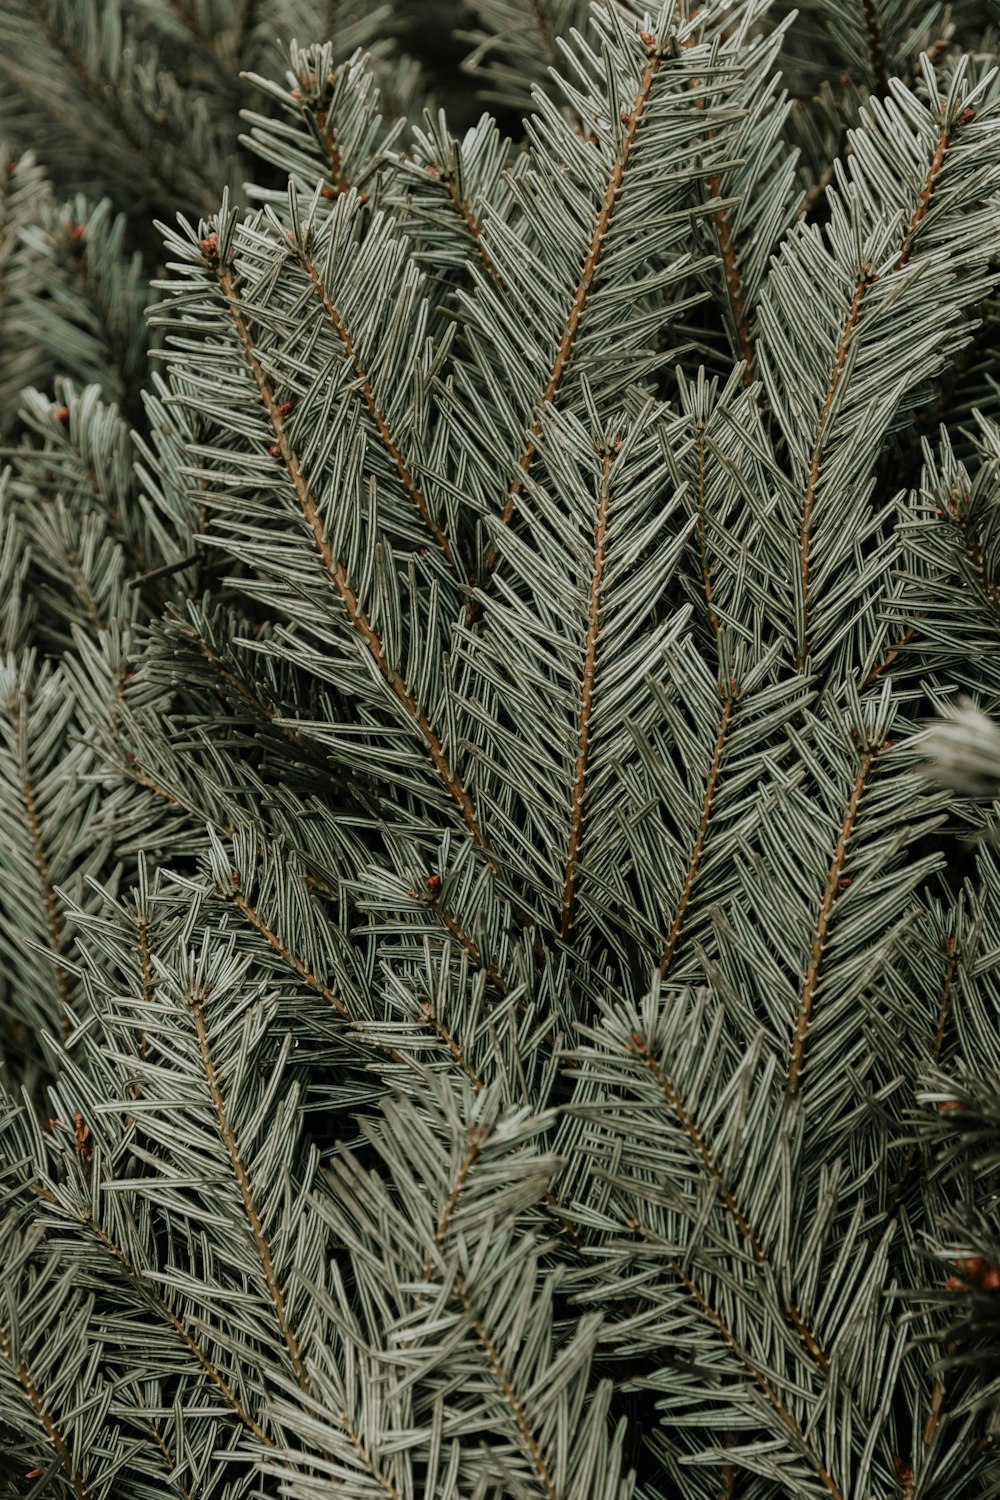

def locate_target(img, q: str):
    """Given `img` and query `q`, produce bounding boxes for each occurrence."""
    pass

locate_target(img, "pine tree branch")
[124,909,153,1126]
[310,97,353,198]
[796,263,873,670]
[421,1129,484,1284]
[0,1316,89,1500]
[122,757,186,812]
[436,901,509,995]
[665,1254,845,1500]
[442,169,504,286]
[188,981,310,1391]
[628,1027,830,1373]
[140,1414,194,1500]
[965,516,1000,620]
[338,1413,404,1500]
[224,885,473,1078]
[192,630,341,771]
[708,171,755,379]
[295,241,459,570]
[888,934,957,1216]
[922,1373,945,1444]
[420,1000,486,1091]
[454,1273,559,1500]
[479,47,665,592]
[560,443,613,941]
[225,888,351,1021]
[717,1431,737,1500]
[787,747,874,1095]
[681,24,757,381]
[78,1208,274,1446]
[39,7,219,212]
[218,265,482,842]
[660,696,733,977]
[895,118,950,273]
[13,693,72,1036]
[694,421,722,632]
[797,111,951,668]
[622,1207,846,1500]
[863,625,918,686]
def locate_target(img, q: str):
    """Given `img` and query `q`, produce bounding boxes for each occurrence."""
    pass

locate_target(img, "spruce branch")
[480,31,676,589]
[392,109,513,288]
[241,41,407,207]
[0,1216,125,1498]
[0,0,234,215]
[444,7,737,603]
[293,223,459,570]
[757,61,1000,672]
[153,213,484,842]
[787,743,875,1095]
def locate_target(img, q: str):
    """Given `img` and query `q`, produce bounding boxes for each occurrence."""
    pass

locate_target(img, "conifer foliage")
[2,1,1000,1496]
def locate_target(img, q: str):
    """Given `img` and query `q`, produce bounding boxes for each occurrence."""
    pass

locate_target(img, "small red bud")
[892,1455,914,1487]
[231,869,240,885]
[277,400,295,417]
[425,874,442,895]
[73,1108,90,1156]
[957,107,976,126]
[881,739,895,750]
[938,1098,965,1114]
[25,1471,42,1481]
[54,405,70,426]
[639,30,655,46]
[321,185,337,198]
[268,443,282,458]
[945,1275,966,1290]
[200,231,218,259]
[957,1256,988,1279]
[64,223,85,242]
[420,999,432,1012]
[981,1265,1000,1290]
[424,164,440,177]
[838,876,853,888]
[620,111,631,125]
[358,192,369,205]
[631,1030,644,1047]
[624,1043,633,1053]
[405,886,418,898]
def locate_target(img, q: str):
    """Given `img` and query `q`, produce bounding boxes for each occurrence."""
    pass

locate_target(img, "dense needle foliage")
[1,2,1000,1497]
